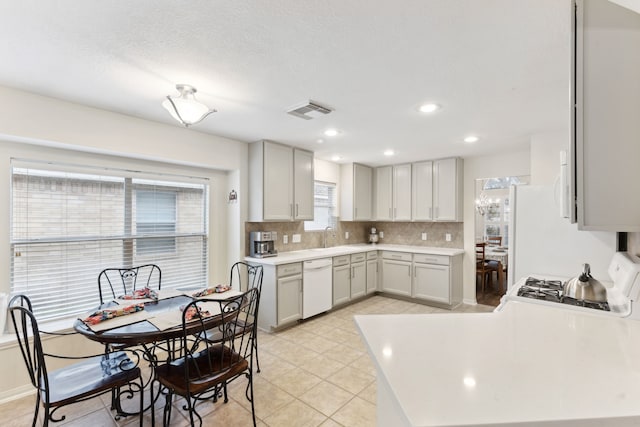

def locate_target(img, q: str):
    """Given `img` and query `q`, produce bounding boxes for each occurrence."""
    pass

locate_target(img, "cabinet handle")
[296,203,299,217]
[429,207,432,218]
[435,207,439,218]
[355,207,358,218]
[290,204,294,217]
[352,267,355,278]
[389,207,392,218]
[394,207,397,218]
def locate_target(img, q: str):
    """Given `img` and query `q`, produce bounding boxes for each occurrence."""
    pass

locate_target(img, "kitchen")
[1,0,640,426]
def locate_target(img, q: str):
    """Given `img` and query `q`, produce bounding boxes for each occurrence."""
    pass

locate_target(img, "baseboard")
[0,385,34,405]
[463,297,478,305]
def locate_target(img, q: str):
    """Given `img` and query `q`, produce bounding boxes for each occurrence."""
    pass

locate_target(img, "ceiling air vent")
[286,100,332,120]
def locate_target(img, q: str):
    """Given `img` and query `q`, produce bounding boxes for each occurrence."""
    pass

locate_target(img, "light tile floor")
[0,296,494,426]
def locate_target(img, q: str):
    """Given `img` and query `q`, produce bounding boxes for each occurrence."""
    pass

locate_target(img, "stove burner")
[561,296,610,311]
[517,277,611,311]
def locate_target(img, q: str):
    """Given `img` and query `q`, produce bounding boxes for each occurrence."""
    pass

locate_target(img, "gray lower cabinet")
[333,255,351,306]
[277,273,303,325]
[366,251,378,294]
[381,251,412,296]
[350,260,366,299]
[257,262,302,331]
[412,253,463,307]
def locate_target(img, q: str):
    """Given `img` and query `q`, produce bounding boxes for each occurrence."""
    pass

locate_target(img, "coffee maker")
[249,231,278,258]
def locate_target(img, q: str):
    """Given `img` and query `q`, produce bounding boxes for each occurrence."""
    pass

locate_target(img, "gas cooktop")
[517,277,610,311]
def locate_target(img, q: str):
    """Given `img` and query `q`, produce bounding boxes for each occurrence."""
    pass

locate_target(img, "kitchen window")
[304,181,337,231]
[10,160,209,321]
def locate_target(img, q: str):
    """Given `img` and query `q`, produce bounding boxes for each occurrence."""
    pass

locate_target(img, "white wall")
[530,131,569,186]
[463,149,531,304]
[0,85,249,401]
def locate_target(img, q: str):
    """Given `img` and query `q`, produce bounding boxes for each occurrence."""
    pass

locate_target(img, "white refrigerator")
[507,185,617,287]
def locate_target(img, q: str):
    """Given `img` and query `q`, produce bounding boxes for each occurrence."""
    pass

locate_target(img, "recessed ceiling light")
[324,128,339,137]
[383,150,395,156]
[331,155,342,162]
[316,138,324,144]
[418,103,440,113]
[464,136,479,143]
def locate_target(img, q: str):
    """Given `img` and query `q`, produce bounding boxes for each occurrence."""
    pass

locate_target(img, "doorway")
[475,175,529,306]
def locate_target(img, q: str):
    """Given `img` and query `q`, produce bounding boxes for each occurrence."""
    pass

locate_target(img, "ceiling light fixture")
[331,155,342,162]
[316,139,325,144]
[324,128,339,137]
[383,149,395,156]
[419,103,440,113]
[464,135,479,143]
[162,84,216,127]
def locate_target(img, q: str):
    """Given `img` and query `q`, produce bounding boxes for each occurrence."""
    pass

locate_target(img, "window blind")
[304,181,337,231]
[10,160,210,321]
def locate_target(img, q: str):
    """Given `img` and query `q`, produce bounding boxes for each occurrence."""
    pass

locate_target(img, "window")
[10,160,209,321]
[135,189,177,255]
[304,181,337,231]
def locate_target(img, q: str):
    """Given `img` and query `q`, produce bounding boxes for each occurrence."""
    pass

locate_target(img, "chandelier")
[475,192,500,216]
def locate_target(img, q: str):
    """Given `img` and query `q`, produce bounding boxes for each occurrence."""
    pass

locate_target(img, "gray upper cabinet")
[374,164,411,221]
[411,158,463,222]
[249,140,314,221]
[341,163,373,221]
[293,148,314,220]
[572,0,640,231]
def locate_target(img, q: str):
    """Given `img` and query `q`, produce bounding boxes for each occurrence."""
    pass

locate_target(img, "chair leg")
[32,393,41,427]
[253,334,261,373]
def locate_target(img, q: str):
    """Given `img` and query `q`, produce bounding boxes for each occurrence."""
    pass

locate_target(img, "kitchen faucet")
[323,226,335,248]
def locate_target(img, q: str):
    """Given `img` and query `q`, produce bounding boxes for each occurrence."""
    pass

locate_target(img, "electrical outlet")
[421,232,427,241]
[445,233,451,242]
[292,234,301,243]
[283,234,288,244]
[379,231,384,239]
[345,231,350,239]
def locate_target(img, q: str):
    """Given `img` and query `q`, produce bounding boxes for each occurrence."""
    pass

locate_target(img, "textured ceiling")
[0,0,572,165]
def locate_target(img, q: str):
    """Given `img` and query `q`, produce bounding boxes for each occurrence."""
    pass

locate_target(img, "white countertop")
[355,301,640,426]
[245,243,465,265]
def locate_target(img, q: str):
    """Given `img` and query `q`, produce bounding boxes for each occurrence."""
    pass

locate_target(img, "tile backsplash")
[245,221,463,255]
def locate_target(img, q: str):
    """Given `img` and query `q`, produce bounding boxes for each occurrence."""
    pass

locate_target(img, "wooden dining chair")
[97,264,162,305]
[486,235,502,246]
[9,295,144,427]
[152,289,258,427]
[476,243,499,296]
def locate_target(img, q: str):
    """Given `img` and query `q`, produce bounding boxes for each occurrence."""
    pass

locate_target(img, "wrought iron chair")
[228,262,263,372]
[9,295,144,426]
[152,289,258,427]
[97,264,162,305]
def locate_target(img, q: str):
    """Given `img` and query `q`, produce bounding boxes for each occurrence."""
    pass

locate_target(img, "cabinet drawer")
[413,254,450,266]
[333,255,350,267]
[366,251,378,260]
[277,262,302,277]
[351,253,366,263]
[382,251,412,262]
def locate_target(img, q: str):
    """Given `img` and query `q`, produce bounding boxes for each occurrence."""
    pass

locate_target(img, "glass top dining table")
[73,289,243,347]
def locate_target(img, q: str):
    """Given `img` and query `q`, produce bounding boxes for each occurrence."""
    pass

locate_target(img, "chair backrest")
[486,236,502,246]
[475,243,486,263]
[9,295,49,396]
[229,262,263,293]
[181,289,258,392]
[97,264,162,304]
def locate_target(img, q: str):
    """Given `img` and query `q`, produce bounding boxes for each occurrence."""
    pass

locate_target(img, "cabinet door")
[366,259,378,294]
[413,263,450,304]
[351,261,366,299]
[264,142,294,220]
[277,274,302,325]
[573,0,640,231]
[381,260,412,296]
[412,161,433,221]
[293,148,314,220]
[433,158,458,221]
[375,166,393,220]
[393,164,412,221]
[333,264,351,306]
[354,164,373,220]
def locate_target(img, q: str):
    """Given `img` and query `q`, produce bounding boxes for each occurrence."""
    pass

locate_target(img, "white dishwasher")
[302,258,333,319]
